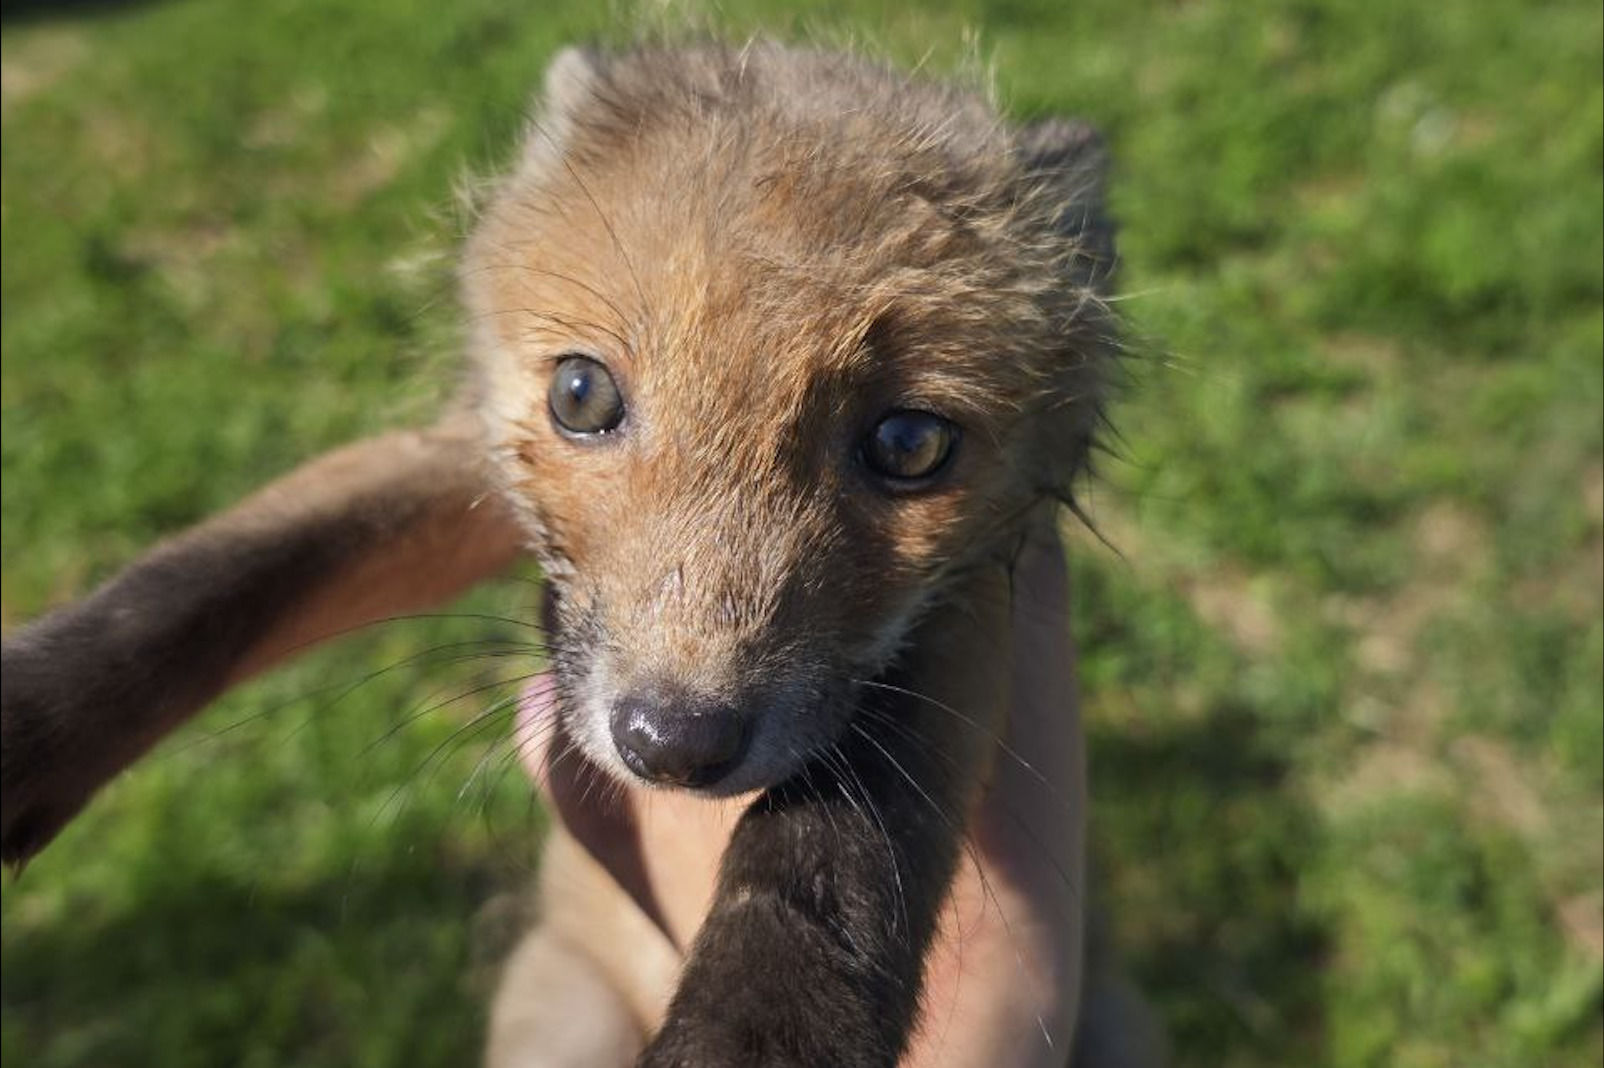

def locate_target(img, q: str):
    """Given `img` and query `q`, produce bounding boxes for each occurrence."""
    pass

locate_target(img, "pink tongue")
[513,674,559,780]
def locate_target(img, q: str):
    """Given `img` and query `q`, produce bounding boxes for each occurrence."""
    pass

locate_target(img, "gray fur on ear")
[1017,118,1117,293]
[522,46,605,172]
[543,46,603,117]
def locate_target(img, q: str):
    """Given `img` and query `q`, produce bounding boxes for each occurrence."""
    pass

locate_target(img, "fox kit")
[1,41,1150,1067]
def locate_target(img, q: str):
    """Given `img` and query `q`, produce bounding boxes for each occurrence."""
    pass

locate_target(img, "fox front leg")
[1,412,524,863]
[639,569,1013,1068]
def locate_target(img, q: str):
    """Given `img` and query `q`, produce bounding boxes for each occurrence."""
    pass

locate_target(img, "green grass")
[2,1,1600,1065]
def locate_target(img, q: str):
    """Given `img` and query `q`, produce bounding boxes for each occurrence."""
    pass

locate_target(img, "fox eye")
[549,355,624,436]
[863,410,958,483]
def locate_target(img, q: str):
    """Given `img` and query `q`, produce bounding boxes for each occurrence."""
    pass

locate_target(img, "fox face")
[463,44,1115,794]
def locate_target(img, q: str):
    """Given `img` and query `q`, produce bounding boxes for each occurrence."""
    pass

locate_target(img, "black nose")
[610,692,749,788]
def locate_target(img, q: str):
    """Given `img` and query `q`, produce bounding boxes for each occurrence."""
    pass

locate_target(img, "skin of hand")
[516,520,1084,1067]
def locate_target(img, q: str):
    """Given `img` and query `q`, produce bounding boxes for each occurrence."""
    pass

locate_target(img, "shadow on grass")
[1089,703,1330,1068]
[2,846,519,1068]
[0,0,157,24]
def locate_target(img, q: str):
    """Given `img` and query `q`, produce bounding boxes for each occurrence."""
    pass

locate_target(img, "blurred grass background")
[1,0,1599,1065]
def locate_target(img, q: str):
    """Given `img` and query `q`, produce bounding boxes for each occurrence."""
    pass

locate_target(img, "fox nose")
[609,693,749,788]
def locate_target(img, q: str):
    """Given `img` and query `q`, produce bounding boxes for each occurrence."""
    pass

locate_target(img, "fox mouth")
[531,586,868,796]
[518,671,863,801]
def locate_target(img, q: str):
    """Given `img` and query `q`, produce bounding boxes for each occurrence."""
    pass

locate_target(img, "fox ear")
[522,46,606,171]
[1015,118,1117,294]
[542,46,603,120]
[1015,119,1119,499]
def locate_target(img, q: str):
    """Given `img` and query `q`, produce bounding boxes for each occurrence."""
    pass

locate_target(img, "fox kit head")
[463,43,1115,794]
